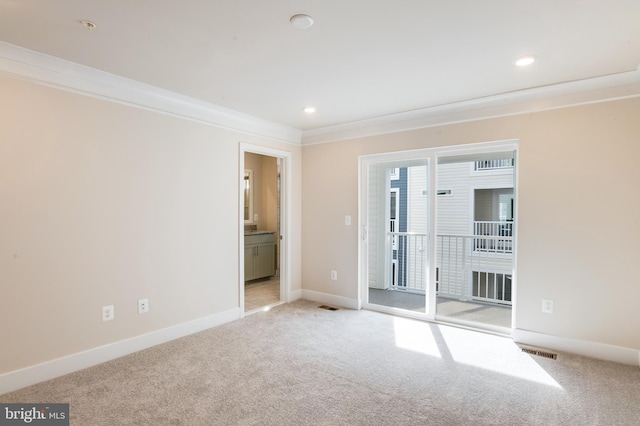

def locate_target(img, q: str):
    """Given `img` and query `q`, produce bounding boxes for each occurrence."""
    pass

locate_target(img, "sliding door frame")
[359,139,519,328]
[359,149,437,320]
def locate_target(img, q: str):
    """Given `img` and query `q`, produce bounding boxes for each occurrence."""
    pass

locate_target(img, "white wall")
[301,97,640,354]
[0,75,302,377]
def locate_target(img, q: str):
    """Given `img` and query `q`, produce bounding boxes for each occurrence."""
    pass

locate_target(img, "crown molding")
[4,41,638,148]
[0,42,301,145]
[301,69,640,145]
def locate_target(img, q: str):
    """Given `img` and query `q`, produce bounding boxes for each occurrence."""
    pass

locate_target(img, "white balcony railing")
[388,232,513,305]
[437,234,513,305]
[473,221,513,253]
[389,232,427,293]
[474,221,513,237]
[474,158,514,170]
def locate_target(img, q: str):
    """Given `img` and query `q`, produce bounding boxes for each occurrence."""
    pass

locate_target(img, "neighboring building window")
[390,167,399,180]
[498,193,514,221]
[390,188,399,250]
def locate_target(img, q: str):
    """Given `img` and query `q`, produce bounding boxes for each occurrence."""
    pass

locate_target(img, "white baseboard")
[512,328,640,367]
[301,289,360,310]
[288,289,303,302]
[0,307,241,395]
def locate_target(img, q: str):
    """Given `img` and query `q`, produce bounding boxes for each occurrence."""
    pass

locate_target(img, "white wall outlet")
[138,298,149,314]
[102,305,114,322]
[542,299,554,314]
[253,213,259,221]
[345,215,352,226]
[331,270,338,280]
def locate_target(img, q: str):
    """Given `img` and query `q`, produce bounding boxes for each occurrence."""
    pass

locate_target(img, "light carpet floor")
[2,300,639,425]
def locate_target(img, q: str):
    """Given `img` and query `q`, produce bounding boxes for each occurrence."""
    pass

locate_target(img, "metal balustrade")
[437,234,513,305]
[389,232,428,293]
[388,232,513,305]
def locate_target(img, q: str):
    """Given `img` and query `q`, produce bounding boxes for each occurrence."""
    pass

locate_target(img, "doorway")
[360,141,518,333]
[239,144,291,315]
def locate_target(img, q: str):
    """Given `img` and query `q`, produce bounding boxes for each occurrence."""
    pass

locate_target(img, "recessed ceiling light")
[290,14,314,29]
[515,55,536,67]
[80,20,96,30]
[303,106,316,114]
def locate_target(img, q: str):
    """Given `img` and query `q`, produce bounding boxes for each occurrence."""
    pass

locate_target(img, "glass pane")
[367,160,428,314]
[436,156,514,329]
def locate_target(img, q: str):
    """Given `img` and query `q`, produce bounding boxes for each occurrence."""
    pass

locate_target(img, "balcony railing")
[388,231,513,305]
[437,234,513,305]
[389,232,427,294]
[474,158,514,170]
[473,221,513,253]
[474,221,513,237]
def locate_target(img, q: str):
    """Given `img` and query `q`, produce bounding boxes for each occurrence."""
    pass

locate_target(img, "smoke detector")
[290,14,314,29]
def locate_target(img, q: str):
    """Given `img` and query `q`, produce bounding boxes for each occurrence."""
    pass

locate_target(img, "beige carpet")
[2,300,639,425]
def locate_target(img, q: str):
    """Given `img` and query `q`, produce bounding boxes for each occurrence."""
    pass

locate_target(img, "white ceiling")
[1,0,639,131]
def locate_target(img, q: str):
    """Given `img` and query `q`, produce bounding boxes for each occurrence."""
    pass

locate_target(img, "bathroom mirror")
[244,169,253,223]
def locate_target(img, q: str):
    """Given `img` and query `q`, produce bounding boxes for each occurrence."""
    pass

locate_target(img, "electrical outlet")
[345,215,352,226]
[331,270,338,280]
[102,305,114,322]
[138,298,149,314]
[542,299,554,314]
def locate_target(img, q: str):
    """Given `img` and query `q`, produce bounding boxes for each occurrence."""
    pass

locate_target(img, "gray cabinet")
[244,232,275,281]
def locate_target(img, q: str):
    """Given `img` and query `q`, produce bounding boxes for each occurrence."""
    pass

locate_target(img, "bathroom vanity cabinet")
[244,232,275,281]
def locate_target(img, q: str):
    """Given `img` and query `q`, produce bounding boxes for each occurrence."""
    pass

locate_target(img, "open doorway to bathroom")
[240,144,290,315]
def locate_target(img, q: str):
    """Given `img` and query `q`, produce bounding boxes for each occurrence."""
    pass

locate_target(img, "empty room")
[1,1,639,424]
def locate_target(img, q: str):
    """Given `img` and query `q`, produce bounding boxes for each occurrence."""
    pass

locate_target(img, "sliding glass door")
[360,142,517,331]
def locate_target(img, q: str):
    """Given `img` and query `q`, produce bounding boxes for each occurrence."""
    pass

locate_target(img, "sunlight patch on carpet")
[392,316,562,389]
[438,325,563,389]
[393,317,442,358]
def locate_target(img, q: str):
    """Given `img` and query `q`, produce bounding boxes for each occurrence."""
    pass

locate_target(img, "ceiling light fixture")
[290,14,314,29]
[80,20,96,30]
[515,55,536,67]
[303,106,316,114]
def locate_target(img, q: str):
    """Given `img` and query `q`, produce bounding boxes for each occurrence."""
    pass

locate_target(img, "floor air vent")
[318,305,339,311]
[521,347,558,360]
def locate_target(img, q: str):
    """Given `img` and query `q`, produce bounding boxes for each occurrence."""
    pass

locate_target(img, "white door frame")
[239,143,292,317]
[359,149,436,320]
